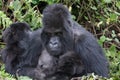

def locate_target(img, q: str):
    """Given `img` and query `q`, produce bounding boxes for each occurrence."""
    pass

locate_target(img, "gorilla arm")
[57,51,84,78]
[73,22,109,77]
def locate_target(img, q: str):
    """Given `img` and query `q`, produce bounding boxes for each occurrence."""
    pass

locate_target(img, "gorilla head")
[41,4,74,57]
[2,22,31,44]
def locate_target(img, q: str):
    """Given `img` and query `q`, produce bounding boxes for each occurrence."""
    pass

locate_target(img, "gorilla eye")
[45,32,51,36]
[55,32,62,36]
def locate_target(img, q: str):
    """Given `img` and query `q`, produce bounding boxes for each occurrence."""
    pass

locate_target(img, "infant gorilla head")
[32,49,58,80]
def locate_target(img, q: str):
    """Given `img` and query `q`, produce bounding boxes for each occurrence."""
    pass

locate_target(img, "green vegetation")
[0,0,120,80]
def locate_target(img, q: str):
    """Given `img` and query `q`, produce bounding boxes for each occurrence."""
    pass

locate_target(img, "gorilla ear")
[67,19,73,27]
[63,18,73,28]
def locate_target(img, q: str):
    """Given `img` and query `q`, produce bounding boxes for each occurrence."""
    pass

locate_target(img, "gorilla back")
[42,4,109,78]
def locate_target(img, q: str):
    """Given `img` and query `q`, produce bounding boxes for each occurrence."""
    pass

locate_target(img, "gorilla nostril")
[39,64,44,68]
[40,65,43,68]
[53,43,58,47]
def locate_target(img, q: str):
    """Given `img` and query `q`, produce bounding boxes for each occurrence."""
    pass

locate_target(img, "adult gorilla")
[0,22,42,75]
[41,3,109,78]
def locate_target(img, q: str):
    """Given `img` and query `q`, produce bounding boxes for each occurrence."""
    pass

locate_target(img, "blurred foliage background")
[0,0,120,80]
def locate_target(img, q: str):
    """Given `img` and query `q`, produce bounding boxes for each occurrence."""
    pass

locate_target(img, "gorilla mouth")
[50,47,60,50]
[49,49,62,56]
[50,48,61,53]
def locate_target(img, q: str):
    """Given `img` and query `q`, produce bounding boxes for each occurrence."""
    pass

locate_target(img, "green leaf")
[109,44,116,53]
[106,38,112,41]
[84,16,88,20]
[114,38,120,43]
[116,1,120,9]
[111,30,116,38]
[100,35,106,42]
[103,0,112,3]
[13,0,22,11]
[110,13,118,22]
[18,76,32,80]
[91,6,97,10]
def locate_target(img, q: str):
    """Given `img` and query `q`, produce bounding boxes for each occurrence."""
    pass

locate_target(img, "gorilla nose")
[49,36,60,48]
[39,64,44,68]
[49,42,58,48]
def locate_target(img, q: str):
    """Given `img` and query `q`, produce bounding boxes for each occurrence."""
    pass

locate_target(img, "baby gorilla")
[34,49,58,80]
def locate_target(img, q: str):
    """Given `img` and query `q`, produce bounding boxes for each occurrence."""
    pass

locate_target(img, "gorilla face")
[47,36,62,54]
[41,28,64,57]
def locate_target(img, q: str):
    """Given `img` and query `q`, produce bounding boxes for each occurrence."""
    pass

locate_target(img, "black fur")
[0,22,42,75]
[41,3,109,78]
[0,4,109,80]
[19,49,58,80]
